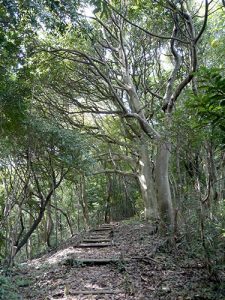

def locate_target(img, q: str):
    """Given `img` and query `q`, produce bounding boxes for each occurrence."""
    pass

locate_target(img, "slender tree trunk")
[79,174,89,229]
[155,141,174,230]
[206,141,218,204]
[27,209,33,259]
[176,147,183,204]
[137,143,158,220]
[14,171,66,256]
[50,204,74,236]
[220,153,225,200]
[60,215,63,243]
[123,176,136,218]
[46,201,54,248]
[54,192,58,247]
[105,176,112,224]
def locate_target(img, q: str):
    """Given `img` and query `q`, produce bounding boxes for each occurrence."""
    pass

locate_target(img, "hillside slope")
[8,222,225,299]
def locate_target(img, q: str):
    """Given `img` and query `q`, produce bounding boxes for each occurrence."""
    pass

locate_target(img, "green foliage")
[187,67,225,147]
[90,0,109,17]
[0,69,31,134]
[0,274,21,300]
[26,117,91,169]
[0,0,224,267]
[115,259,126,273]
[15,277,32,287]
[185,206,225,274]
[207,8,225,68]
[0,232,5,261]
[1,0,79,34]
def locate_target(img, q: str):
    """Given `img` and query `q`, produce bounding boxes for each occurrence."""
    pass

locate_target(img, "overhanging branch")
[91,169,137,177]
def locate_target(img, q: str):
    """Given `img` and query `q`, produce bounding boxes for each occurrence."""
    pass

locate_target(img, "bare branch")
[162,15,182,112]
[101,0,189,44]
[124,113,160,140]
[91,169,137,177]
[195,0,209,43]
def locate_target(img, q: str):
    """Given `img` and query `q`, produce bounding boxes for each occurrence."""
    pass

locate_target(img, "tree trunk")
[27,209,33,259]
[46,201,54,248]
[105,176,112,224]
[137,143,158,220]
[54,193,58,247]
[79,174,89,229]
[155,141,174,230]
[14,171,66,256]
[50,204,74,236]
[206,141,218,204]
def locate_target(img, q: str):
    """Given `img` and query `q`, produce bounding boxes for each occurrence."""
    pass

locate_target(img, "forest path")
[12,222,222,299]
[13,223,128,300]
[50,223,125,299]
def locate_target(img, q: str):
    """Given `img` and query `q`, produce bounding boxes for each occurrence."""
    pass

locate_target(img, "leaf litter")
[10,222,225,299]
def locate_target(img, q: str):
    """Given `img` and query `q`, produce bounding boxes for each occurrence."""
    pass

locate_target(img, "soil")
[9,221,225,300]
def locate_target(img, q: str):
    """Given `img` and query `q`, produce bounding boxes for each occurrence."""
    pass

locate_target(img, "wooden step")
[89,232,110,236]
[75,243,112,248]
[88,232,112,236]
[63,258,126,266]
[82,239,111,243]
[100,224,114,228]
[90,228,112,232]
[88,236,110,240]
[93,226,113,230]
[90,232,112,236]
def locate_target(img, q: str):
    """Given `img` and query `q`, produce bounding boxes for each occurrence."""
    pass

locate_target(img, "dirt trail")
[11,222,225,299]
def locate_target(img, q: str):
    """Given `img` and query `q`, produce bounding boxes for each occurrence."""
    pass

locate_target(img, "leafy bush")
[0,274,21,300]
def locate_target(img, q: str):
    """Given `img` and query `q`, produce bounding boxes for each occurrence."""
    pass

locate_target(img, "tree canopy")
[0,3,225,289]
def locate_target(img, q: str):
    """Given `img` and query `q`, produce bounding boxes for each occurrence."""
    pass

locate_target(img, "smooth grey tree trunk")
[137,143,158,220]
[155,141,174,230]
[79,174,89,229]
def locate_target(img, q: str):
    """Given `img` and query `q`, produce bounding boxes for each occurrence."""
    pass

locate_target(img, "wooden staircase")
[53,223,125,299]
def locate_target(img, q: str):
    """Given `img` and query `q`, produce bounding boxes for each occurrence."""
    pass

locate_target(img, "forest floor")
[8,221,225,299]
